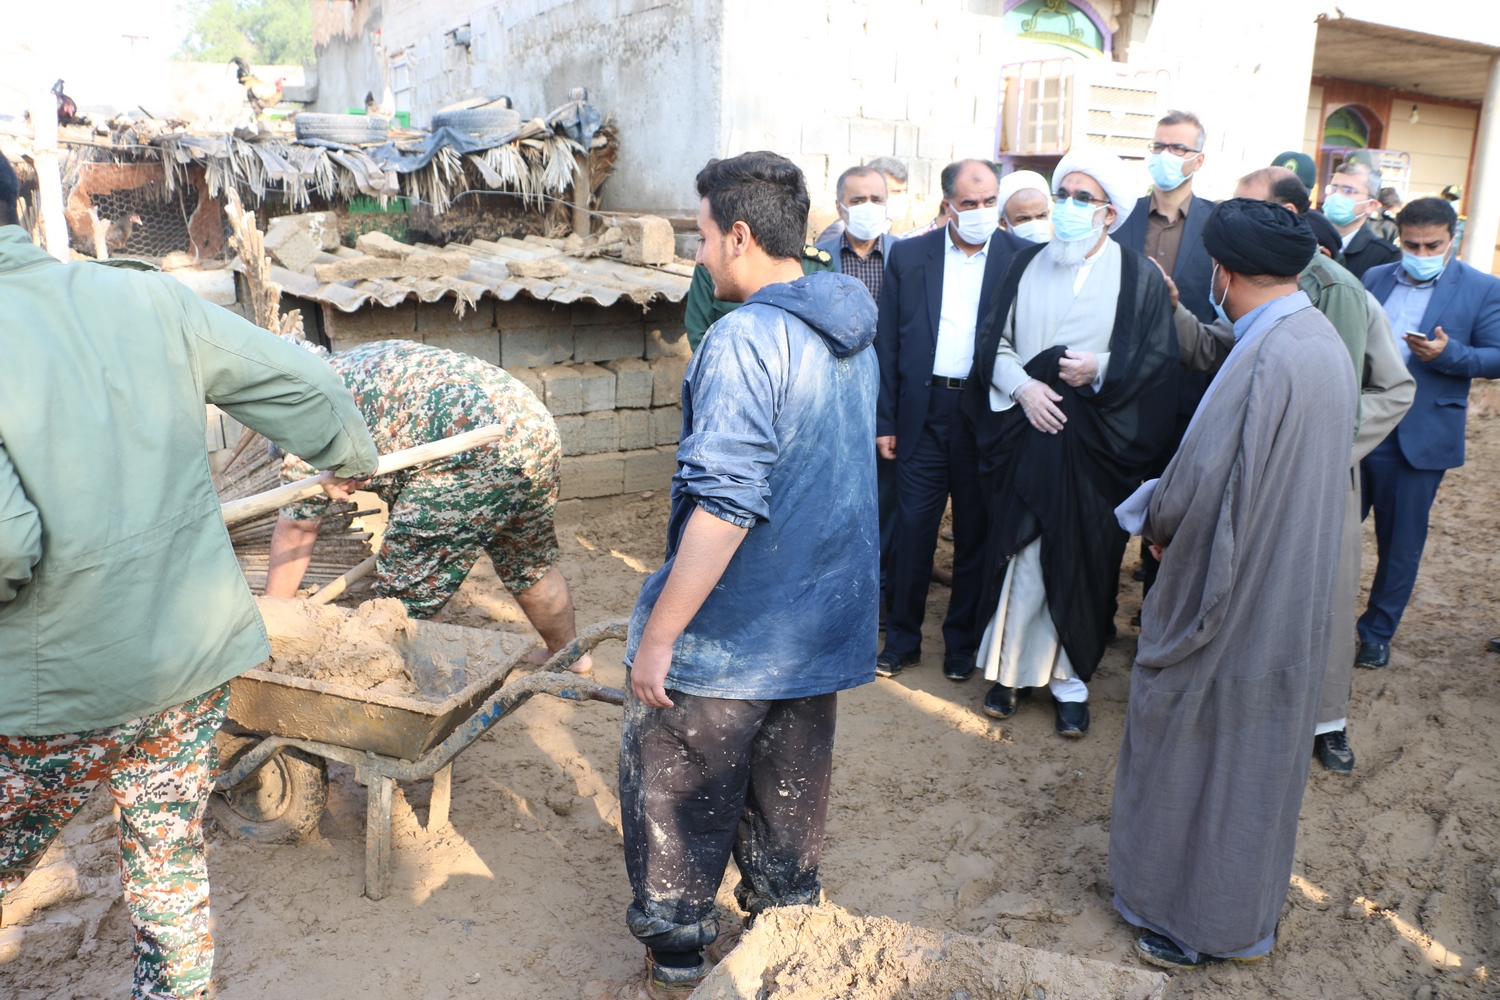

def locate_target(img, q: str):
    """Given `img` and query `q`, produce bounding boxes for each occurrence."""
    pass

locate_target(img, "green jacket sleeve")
[0,439,42,604]
[169,281,379,478]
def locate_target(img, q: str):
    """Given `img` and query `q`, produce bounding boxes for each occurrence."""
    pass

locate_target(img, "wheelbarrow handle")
[540,617,630,673]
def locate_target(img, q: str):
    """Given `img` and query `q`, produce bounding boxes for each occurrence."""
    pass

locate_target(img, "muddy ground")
[3,403,1499,1000]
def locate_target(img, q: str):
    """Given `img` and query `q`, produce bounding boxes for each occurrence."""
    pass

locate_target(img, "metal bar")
[427,763,452,833]
[538,617,628,673]
[363,773,394,900]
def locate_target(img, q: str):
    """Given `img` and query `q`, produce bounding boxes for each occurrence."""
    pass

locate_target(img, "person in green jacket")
[0,154,377,1000]
[682,243,835,349]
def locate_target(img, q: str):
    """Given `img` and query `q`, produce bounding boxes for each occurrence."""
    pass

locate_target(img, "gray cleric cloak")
[1109,303,1357,956]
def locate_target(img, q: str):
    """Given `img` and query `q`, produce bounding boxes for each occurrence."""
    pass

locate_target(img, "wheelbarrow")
[212,617,627,900]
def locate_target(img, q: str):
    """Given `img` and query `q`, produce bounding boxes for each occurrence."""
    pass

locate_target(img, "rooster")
[52,80,87,126]
[229,57,284,117]
[104,215,143,255]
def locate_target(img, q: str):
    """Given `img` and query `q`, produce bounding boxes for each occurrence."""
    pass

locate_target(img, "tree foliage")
[177,0,313,65]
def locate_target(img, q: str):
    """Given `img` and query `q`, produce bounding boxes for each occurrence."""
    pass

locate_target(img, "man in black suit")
[1110,110,1216,603]
[875,159,1028,680]
[1322,160,1401,280]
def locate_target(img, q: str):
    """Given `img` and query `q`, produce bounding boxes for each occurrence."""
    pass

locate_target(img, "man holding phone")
[1355,197,1500,669]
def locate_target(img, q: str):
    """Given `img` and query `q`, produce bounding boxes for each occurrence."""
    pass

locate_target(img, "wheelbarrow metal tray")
[226,626,531,761]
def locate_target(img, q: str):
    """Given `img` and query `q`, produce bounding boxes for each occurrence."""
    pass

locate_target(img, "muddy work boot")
[645,949,708,998]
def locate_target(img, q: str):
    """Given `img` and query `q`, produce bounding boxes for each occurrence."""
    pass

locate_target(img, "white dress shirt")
[932,228,992,378]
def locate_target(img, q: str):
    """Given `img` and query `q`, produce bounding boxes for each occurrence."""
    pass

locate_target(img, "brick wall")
[322,295,690,499]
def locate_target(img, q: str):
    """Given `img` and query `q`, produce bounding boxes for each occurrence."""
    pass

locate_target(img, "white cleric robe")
[977,239,1121,696]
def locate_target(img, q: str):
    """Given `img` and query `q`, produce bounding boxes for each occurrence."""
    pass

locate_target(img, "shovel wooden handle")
[220,424,511,527]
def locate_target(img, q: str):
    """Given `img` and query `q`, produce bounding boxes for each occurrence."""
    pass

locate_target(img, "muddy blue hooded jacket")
[626,271,879,699]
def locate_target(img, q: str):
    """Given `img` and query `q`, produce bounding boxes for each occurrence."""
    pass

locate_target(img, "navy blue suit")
[875,225,1029,661]
[1358,259,1500,643]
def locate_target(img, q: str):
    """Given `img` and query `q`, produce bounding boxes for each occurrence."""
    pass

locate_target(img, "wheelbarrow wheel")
[211,735,328,844]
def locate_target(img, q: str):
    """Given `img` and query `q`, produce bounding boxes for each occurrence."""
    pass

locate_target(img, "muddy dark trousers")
[620,687,836,953]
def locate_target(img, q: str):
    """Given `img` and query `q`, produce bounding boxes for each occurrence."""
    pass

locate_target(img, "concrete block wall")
[322,295,691,498]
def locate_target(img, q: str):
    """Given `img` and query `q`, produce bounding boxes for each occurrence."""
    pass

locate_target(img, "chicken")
[230,57,284,117]
[52,80,87,127]
[104,215,143,254]
[364,91,379,114]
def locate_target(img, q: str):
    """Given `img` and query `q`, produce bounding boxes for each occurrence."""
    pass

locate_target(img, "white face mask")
[885,193,911,221]
[953,205,1000,245]
[1010,218,1051,244]
[843,201,888,241]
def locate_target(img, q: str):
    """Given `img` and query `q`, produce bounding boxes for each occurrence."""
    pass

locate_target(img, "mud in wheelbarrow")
[212,617,627,899]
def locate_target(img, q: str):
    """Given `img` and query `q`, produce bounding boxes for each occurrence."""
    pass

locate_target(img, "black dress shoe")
[1355,640,1390,668]
[982,683,1020,719]
[1135,932,1209,970]
[943,652,976,682]
[1488,636,1500,654]
[875,651,919,678]
[1131,567,1147,582]
[1054,700,1089,738]
[1314,729,1355,774]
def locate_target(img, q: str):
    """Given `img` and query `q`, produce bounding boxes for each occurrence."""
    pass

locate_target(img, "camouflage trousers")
[0,684,228,1000]
[374,456,561,618]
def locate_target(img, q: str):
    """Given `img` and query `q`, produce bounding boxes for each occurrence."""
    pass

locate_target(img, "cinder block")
[918,124,955,162]
[788,154,829,195]
[323,301,417,350]
[500,325,574,368]
[509,366,544,403]
[894,123,919,159]
[423,331,500,364]
[605,357,653,409]
[650,356,690,407]
[574,324,646,363]
[860,83,908,122]
[617,408,653,451]
[652,405,683,446]
[801,118,849,157]
[417,298,496,335]
[569,303,615,326]
[646,327,692,360]
[554,414,586,456]
[574,363,616,412]
[582,410,619,454]
[623,446,678,494]
[621,216,675,266]
[536,364,583,415]
[497,298,566,329]
[954,124,997,159]
[559,453,625,499]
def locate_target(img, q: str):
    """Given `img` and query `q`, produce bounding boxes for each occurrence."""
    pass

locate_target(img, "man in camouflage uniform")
[265,340,591,670]
[0,153,378,999]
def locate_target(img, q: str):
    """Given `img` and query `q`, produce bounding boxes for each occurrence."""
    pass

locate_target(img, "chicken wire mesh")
[85,181,202,259]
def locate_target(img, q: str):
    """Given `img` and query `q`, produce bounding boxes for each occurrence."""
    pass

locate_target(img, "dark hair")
[1397,196,1458,235]
[1378,186,1401,209]
[0,154,18,226]
[1333,160,1381,199]
[1158,109,1206,151]
[1269,173,1310,214]
[836,165,884,202]
[695,151,809,261]
[939,158,993,200]
[864,156,908,185]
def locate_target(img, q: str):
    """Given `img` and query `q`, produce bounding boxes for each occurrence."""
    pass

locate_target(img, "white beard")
[1046,227,1104,266]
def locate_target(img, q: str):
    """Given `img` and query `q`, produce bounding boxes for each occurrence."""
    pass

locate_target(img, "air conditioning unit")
[999,58,1171,160]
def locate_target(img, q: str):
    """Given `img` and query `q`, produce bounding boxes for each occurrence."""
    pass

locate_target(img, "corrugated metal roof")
[270,236,694,314]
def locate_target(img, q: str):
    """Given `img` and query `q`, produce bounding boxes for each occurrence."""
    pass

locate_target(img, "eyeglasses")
[1147,142,1200,156]
[1325,182,1367,199]
[1054,191,1107,207]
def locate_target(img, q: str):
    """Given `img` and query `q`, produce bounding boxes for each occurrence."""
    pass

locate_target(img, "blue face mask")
[1322,192,1363,227]
[1210,263,1230,326]
[1146,151,1189,192]
[1051,197,1103,242]
[1401,251,1447,283]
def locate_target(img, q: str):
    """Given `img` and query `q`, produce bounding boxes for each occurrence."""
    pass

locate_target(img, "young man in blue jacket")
[618,151,879,996]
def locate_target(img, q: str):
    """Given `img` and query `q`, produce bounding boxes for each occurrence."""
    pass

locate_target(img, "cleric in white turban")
[959,147,1178,738]
[998,169,1052,243]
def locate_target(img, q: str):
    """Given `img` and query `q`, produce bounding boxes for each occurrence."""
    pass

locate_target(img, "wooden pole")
[571,159,592,238]
[308,556,377,604]
[220,424,512,526]
[30,89,68,262]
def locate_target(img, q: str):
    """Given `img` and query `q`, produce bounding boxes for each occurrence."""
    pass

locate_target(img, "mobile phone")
[1406,329,1437,342]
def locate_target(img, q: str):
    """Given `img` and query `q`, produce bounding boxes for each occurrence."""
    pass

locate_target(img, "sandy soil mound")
[255,596,418,695]
[693,904,1167,999]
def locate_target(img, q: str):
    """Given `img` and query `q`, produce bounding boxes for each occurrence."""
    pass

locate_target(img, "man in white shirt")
[961,148,1179,737]
[874,160,1030,681]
